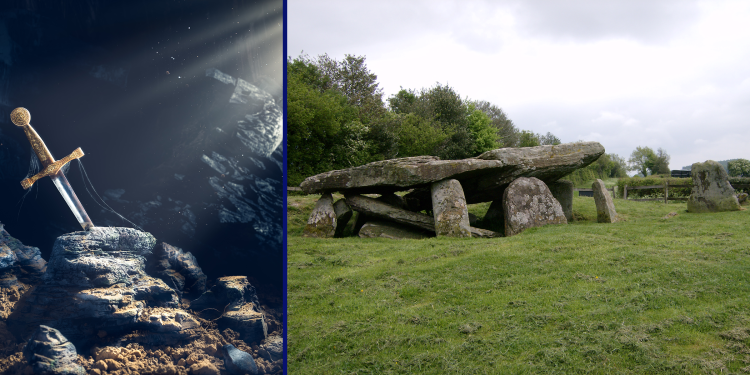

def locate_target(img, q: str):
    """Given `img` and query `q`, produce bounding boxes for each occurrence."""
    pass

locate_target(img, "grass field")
[288,192,750,374]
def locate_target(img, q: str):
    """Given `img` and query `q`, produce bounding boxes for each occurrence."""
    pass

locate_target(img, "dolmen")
[302,141,605,238]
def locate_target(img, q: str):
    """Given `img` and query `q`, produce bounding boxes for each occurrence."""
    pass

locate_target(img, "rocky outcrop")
[687,160,741,213]
[23,325,84,375]
[503,177,567,236]
[222,344,259,375]
[548,180,574,222]
[191,276,267,344]
[0,223,47,288]
[431,179,471,237]
[302,193,336,238]
[358,221,433,239]
[147,242,207,298]
[301,142,604,200]
[593,179,618,223]
[8,228,180,347]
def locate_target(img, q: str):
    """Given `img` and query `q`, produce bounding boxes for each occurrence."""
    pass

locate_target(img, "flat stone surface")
[687,160,741,213]
[593,179,617,223]
[503,177,567,236]
[301,142,605,201]
[431,179,471,237]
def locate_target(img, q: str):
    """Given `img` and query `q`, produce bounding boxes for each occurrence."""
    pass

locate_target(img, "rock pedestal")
[687,160,741,213]
[592,179,617,223]
[503,177,567,236]
[548,180,574,222]
[303,193,336,238]
[431,179,471,237]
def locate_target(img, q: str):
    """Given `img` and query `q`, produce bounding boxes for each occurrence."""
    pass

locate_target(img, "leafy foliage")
[728,159,750,177]
[563,153,627,186]
[615,176,692,198]
[518,130,541,147]
[627,146,671,176]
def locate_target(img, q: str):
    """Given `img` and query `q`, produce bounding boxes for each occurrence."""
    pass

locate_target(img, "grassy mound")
[288,193,750,374]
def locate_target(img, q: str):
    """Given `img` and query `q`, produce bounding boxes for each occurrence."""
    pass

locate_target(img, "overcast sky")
[288,0,750,172]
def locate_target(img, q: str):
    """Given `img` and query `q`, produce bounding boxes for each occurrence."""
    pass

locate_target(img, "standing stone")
[431,179,471,237]
[592,179,617,223]
[548,180,574,222]
[303,193,336,238]
[332,199,353,238]
[687,160,741,213]
[503,177,567,237]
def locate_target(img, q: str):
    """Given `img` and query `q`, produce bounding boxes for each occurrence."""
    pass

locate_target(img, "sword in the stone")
[10,107,95,231]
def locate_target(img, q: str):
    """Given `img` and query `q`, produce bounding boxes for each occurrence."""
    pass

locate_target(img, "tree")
[728,159,750,177]
[628,146,657,176]
[472,100,518,147]
[466,103,500,155]
[518,130,540,147]
[539,132,561,145]
[652,148,671,175]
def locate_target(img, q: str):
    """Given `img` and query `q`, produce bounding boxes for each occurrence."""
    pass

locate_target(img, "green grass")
[288,193,750,374]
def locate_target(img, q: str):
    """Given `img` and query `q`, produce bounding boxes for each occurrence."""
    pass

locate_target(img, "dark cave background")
[0,0,284,303]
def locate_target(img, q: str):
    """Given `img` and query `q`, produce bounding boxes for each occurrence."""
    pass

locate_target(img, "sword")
[10,107,95,231]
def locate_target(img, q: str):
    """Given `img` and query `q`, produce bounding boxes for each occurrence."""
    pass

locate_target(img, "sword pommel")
[10,107,30,127]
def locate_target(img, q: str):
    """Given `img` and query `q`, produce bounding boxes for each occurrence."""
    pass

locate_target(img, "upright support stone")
[592,179,617,223]
[332,199,353,238]
[687,160,741,213]
[303,193,336,238]
[431,179,471,237]
[548,180,573,222]
[483,199,505,234]
[503,177,567,237]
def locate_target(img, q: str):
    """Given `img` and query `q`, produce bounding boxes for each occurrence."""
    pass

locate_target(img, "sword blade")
[50,171,94,230]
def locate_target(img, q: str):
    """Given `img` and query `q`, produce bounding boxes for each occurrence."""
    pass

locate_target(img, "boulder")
[7,228,181,347]
[23,325,85,375]
[358,221,432,240]
[332,199,353,238]
[191,276,266,344]
[592,179,617,223]
[222,344,258,375]
[345,195,435,232]
[146,242,207,298]
[548,180,574,222]
[431,179,471,237]
[301,142,605,202]
[687,160,741,213]
[738,192,748,205]
[258,335,283,362]
[302,193,336,238]
[503,177,567,236]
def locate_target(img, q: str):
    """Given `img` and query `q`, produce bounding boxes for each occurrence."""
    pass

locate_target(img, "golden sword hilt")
[10,107,85,189]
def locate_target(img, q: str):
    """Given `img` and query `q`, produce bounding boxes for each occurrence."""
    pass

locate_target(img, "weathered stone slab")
[302,193,336,238]
[503,177,567,236]
[687,160,741,213]
[548,180,574,222]
[345,194,435,232]
[592,179,617,223]
[358,221,432,239]
[333,199,353,238]
[431,179,471,237]
[300,142,605,201]
[469,227,501,238]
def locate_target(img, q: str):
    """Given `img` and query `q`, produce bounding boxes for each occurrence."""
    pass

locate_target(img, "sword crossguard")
[21,147,85,189]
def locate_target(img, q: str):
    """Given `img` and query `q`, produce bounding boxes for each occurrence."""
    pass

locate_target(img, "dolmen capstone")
[687,160,741,213]
[300,142,604,238]
[503,177,567,236]
[592,179,617,223]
